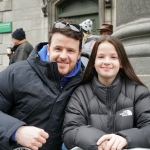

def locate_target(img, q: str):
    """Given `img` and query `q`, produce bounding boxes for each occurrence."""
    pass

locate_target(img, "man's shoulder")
[0,60,30,78]
[121,77,149,98]
[20,41,33,48]
[11,60,29,68]
[26,41,33,46]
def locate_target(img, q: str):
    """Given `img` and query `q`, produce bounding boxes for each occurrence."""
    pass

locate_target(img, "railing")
[71,146,150,150]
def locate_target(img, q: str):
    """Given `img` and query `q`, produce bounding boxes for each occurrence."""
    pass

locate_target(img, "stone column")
[113,0,150,88]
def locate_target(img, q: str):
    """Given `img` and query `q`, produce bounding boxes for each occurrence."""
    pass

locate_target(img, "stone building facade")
[0,0,112,71]
[0,0,48,70]
[0,0,150,88]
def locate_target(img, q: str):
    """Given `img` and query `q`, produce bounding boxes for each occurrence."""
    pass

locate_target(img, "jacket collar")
[18,39,27,44]
[92,74,122,105]
[11,39,28,52]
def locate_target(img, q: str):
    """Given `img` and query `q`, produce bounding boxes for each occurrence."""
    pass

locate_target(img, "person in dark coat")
[0,18,84,150]
[6,28,33,65]
[63,36,150,150]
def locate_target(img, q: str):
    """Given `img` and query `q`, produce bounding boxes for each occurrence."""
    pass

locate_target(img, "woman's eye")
[98,56,103,58]
[112,56,117,59]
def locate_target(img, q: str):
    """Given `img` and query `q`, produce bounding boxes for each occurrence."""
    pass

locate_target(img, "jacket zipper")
[107,87,114,133]
[47,72,81,123]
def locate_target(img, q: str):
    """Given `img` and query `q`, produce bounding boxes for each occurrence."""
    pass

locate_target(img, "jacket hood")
[27,42,60,89]
[38,45,49,62]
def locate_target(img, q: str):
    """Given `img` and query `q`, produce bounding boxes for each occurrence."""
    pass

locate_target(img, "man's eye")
[68,49,74,53]
[55,48,61,51]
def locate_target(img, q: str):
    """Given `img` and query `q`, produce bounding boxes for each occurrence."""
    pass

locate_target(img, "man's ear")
[47,44,50,56]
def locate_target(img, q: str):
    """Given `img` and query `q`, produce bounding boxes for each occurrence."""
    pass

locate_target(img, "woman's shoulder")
[72,82,94,100]
[123,77,147,89]
[75,82,92,92]
[122,77,150,98]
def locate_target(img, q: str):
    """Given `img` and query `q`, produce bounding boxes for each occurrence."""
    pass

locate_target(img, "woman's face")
[94,41,122,86]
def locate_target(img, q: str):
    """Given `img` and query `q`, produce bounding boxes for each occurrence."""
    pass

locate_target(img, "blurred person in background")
[83,23,113,51]
[6,28,33,65]
[97,23,113,36]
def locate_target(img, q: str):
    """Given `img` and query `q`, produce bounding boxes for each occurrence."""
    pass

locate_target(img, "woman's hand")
[97,140,109,150]
[97,134,127,150]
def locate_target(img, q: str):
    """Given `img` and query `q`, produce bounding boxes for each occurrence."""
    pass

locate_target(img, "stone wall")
[0,0,48,71]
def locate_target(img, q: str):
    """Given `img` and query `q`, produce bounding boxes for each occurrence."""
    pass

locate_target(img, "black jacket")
[0,42,84,150]
[9,40,33,65]
[63,74,150,150]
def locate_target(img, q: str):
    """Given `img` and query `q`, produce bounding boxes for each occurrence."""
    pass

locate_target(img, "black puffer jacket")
[0,43,84,150]
[63,74,150,150]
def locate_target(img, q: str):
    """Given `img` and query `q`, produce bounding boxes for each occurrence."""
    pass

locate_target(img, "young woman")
[62,36,150,150]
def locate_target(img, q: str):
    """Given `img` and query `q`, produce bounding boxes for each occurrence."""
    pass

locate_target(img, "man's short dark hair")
[48,18,83,50]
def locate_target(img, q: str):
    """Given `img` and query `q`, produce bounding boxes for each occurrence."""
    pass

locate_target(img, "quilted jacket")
[63,74,150,150]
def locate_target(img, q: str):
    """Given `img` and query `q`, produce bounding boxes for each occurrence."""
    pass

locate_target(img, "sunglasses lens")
[69,24,80,32]
[54,22,81,32]
[54,22,66,28]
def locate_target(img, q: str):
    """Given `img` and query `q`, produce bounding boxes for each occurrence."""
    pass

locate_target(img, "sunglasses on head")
[53,21,81,32]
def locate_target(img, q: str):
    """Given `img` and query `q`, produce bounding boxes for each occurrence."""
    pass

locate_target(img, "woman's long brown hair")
[82,36,145,86]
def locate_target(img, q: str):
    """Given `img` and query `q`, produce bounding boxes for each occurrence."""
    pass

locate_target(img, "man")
[0,18,84,150]
[7,28,33,65]
[97,23,113,36]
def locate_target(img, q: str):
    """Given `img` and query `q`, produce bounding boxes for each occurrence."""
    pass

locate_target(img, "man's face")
[47,33,81,75]
[12,38,19,45]
[99,30,112,36]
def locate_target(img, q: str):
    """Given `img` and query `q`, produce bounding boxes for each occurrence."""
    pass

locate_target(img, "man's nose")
[60,50,67,59]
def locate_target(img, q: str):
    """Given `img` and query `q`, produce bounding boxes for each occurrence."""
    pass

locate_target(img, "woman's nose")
[104,57,110,64]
